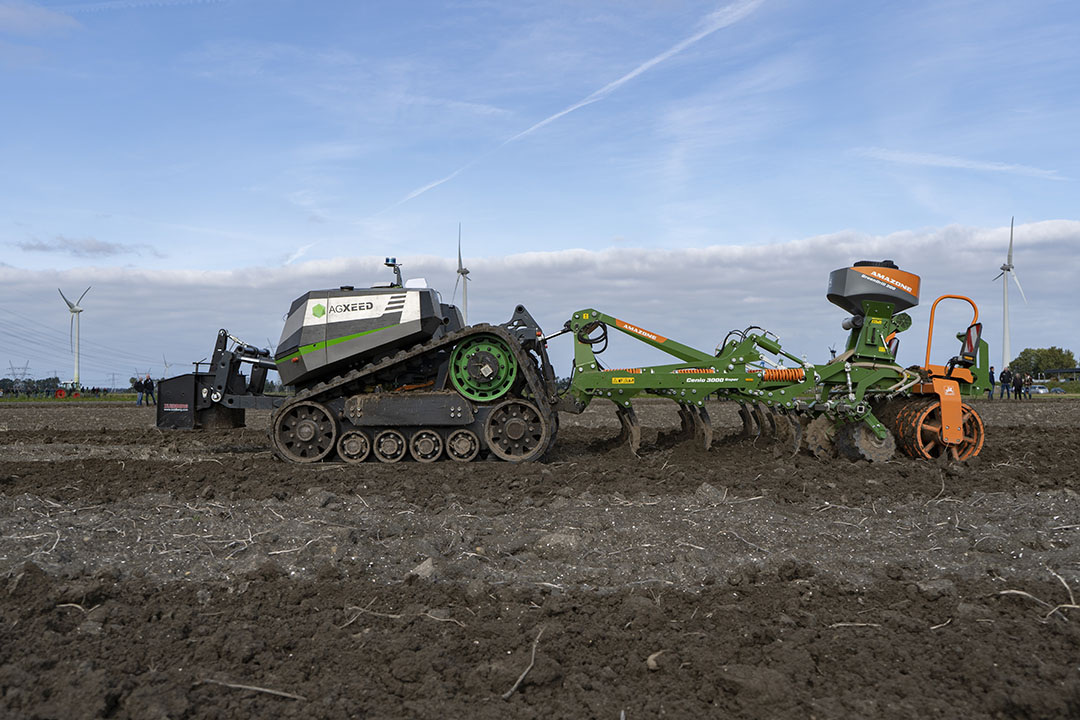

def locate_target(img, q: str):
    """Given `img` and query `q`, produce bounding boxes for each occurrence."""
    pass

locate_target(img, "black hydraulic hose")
[577,321,608,354]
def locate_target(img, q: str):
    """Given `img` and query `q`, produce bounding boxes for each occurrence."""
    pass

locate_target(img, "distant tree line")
[1008,346,1076,377]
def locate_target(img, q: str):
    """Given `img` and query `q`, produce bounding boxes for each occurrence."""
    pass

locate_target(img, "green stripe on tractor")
[275,324,397,365]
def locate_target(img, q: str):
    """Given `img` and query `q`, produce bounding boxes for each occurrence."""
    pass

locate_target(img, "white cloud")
[1,220,1075,385]
[14,235,161,258]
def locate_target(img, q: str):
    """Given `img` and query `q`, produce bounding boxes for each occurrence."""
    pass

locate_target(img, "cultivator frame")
[559,261,990,462]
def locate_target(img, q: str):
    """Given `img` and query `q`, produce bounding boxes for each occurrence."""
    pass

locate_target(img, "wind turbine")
[992,217,1027,367]
[452,223,471,324]
[162,354,174,378]
[58,286,91,390]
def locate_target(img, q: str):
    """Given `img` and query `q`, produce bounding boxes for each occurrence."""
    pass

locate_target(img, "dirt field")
[1,398,1078,719]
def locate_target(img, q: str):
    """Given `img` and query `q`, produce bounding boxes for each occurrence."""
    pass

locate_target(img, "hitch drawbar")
[157,329,282,429]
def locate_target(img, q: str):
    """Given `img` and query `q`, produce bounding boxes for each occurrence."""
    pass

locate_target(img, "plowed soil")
[1,398,1079,719]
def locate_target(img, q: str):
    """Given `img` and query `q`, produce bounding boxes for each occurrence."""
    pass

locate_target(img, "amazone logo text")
[869,270,913,293]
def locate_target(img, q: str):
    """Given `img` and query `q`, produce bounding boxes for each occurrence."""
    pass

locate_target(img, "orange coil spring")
[760,368,805,382]
[601,368,643,373]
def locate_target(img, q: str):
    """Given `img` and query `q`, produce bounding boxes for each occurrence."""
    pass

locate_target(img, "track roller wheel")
[373,429,408,463]
[273,401,338,463]
[835,423,896,462]
[803,416,836,459]
[899,401,984,461]
[337,430,371,463]
[446,429,480,462]
[409,429,443,463]
[484,399,549,462]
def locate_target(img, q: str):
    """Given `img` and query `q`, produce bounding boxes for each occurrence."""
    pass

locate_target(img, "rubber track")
[270,324,556,462]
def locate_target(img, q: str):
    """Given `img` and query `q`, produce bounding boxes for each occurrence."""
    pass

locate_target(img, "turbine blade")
[1007,217,1014,266]
[992,271,1004,281]
[58,288,75,310]
[1011,270,1028,303]
[452,273,461,304]
[457,223,463,271]
[77,286,91,305]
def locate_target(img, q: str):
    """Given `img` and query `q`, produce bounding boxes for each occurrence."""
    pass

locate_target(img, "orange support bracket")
[930,378,964,444]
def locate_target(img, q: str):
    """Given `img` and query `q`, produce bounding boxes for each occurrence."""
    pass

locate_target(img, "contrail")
[500,0,765,148]
[284,242,318,266]
[855,147,1067,181]
[385,0,765,211]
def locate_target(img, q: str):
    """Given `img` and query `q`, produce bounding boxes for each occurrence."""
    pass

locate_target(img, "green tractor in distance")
[560,260,989,462]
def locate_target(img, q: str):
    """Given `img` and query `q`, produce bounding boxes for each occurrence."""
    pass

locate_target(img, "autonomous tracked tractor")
[558,260,989,463]
[270,259,558,464]
[159,259,559,463]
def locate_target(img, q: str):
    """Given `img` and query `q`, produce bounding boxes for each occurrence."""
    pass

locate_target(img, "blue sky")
[1,0,1078,385]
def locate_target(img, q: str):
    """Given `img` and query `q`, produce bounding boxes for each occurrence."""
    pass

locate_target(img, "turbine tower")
[453,223,471,325]
[992,218,1026,367]
[58,286,91,390]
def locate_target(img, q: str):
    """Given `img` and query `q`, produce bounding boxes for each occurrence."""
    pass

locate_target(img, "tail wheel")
[449,334,518,402]
[835,422,896,462]
[373,429,407,463]
[446,429,480,462]
[484,399,549,462]
[409,429,443,463]
[900,400,984,460]
[274,401,338,462]
[55,389,66,399]
[337,430,371,463]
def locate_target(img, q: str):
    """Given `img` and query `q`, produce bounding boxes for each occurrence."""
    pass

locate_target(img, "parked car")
[1050,387,1066,394]
[1030,385,1049,394]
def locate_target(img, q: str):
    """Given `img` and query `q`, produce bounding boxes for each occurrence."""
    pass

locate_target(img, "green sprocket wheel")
[449,334,518,402]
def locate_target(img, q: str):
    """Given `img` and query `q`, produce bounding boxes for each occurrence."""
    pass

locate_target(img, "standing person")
[986,366,996,400]
[144,374,156,406]
[134,377,144,406]
[1024,374,1033,399]
[999,367,1013,399]
[1012,371,1024,400]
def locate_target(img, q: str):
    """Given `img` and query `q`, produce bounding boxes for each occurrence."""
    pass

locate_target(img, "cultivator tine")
[752,403,775,440]
[693,404,713,451]
[615,404,641,457]
[785,413,804,455]
[737,402,758,438]
[676,403,696,441]
[769,410,801,455]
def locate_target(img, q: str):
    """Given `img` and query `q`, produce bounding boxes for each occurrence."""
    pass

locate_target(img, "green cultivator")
[159,258,990,463]
[558,260,989,462]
